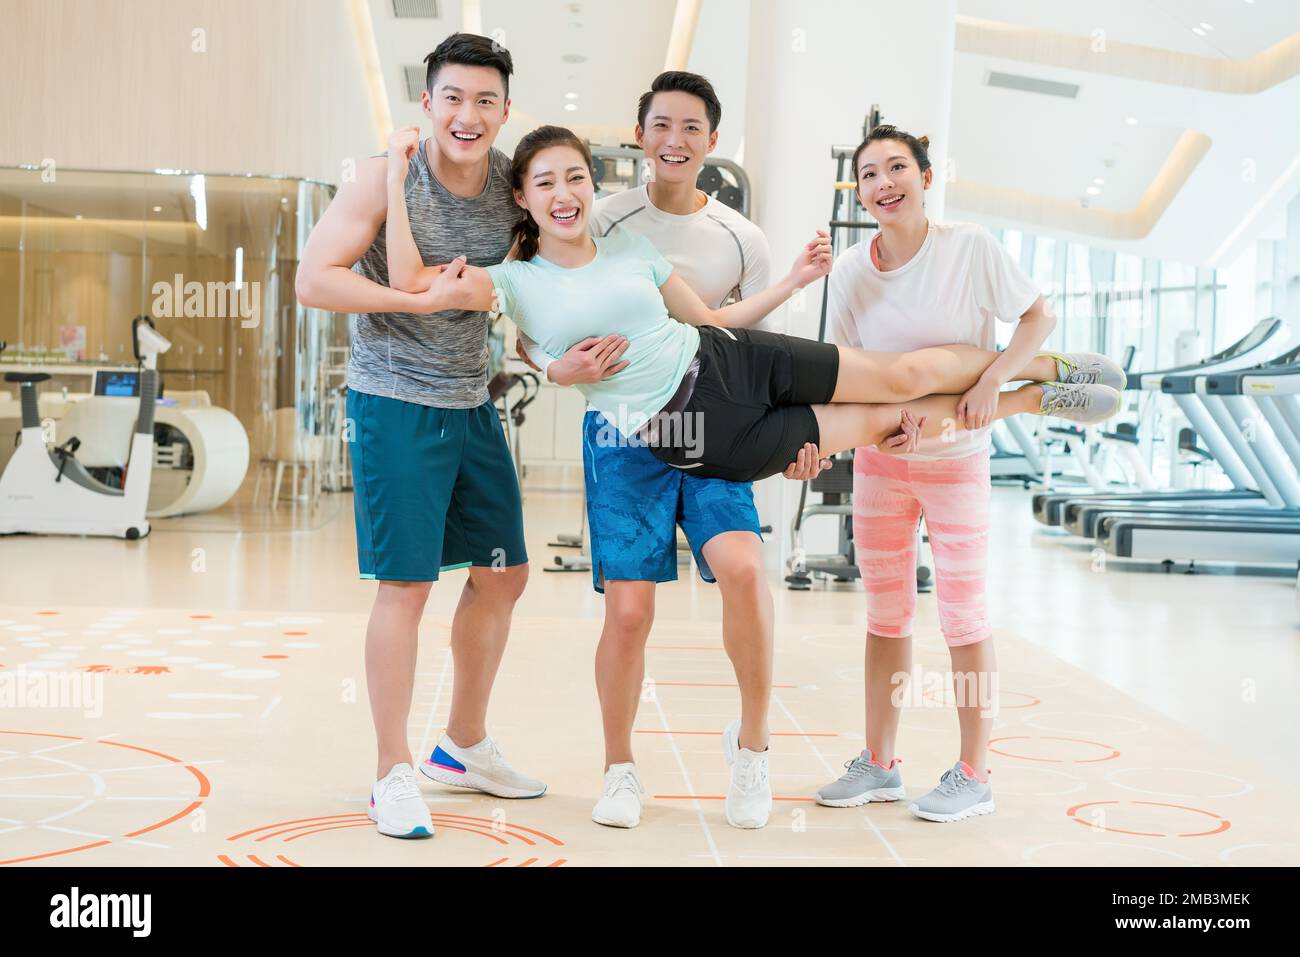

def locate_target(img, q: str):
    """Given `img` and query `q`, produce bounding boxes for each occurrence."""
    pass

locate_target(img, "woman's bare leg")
[951,639,997,774]
[813,383,1045,458]
[830,345,1058,405]
[866,633,910,763]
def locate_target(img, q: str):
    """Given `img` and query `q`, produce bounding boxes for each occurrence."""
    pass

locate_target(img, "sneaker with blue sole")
[420,735,547,799]
[815,749,906,807]
[367,762,434,839]
[908,761,995,823]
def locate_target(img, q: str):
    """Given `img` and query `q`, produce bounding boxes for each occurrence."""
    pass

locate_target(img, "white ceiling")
[948,56,1187,211]
[959,0,1300,59]
[948,0,1300,264]
[367,0,676,153]
[481,0,675,148]
[362,0,1300,266]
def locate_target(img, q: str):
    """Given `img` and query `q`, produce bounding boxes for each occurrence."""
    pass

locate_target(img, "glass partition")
[987,226,1227,371]
[0,165,347,531]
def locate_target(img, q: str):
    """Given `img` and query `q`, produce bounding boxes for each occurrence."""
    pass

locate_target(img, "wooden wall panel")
[0,0,377,183]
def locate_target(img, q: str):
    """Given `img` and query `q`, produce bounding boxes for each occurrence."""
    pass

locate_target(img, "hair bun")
[917,135,930,150]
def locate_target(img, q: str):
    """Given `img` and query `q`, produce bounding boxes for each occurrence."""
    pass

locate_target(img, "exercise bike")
[0,316,171,539]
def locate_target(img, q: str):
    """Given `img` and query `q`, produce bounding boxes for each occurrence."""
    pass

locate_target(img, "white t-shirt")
[827,221,1040,460]
[592,184,772,310]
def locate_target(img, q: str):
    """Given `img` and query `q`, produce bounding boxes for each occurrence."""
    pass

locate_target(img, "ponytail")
[512,212,542,262]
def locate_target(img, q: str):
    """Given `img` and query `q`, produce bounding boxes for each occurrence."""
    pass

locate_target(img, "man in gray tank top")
[348,138,516,406]
[298,34,624,839]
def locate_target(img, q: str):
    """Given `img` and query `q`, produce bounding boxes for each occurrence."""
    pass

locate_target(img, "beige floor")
[2,483,1299,867]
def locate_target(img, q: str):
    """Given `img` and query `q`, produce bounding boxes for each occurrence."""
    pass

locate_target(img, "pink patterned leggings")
[851,446,992,647]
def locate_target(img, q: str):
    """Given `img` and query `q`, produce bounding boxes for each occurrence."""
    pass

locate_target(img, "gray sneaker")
[1041,351,1127,390]
[908,762,994,823]
[814,749,906,807]
[1037,382,1121,425]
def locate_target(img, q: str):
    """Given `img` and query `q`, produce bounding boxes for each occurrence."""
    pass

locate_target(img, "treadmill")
[1064,344,1300,539]
[1032,317,1289,528]
[1100,354,1300,564]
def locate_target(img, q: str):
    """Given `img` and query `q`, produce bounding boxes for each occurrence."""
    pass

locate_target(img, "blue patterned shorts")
[582,411,762,593]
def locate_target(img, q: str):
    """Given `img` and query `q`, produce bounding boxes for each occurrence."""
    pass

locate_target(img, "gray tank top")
[348,141,517,408]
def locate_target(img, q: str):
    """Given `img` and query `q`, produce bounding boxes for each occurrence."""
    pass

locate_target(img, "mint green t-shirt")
[486,230,701,434]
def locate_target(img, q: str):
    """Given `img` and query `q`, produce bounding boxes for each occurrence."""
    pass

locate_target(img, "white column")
[740,0,957,572]
[686,0,753,162]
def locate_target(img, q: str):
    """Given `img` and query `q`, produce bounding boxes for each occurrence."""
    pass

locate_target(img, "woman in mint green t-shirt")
[383,125,1120,482]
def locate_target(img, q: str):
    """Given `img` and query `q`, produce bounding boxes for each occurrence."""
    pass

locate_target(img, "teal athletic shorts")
[347,390,528,582]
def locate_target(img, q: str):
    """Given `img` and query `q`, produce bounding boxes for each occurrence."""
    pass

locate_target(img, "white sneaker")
[419,735,547,799]
[591,762,645,828]
[367,762,434,839]
[722,719,771,829]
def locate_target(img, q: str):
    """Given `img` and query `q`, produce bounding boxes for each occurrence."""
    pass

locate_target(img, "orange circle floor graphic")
[988,735,1120,763]
[1066,800,1231,838]
[220,813,567,867]
[0,729,211,865]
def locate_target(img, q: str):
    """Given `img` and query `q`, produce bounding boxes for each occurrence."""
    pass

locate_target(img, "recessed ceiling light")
[561,53,587,64]
[565,92,578,99]
[75,214,83,220]
[1125,116,1138,125]
[1093,177,1105,185]
[564,103,577,112]
[1200,22,1214,30]
[1192,27,1206,36]
[1086,186,1101,195]
[152,205,162,212]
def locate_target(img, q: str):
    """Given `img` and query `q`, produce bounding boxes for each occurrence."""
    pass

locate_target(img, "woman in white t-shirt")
[816,125,1093,823]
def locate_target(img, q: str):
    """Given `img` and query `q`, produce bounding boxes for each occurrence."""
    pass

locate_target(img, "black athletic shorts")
[645,325,840,483]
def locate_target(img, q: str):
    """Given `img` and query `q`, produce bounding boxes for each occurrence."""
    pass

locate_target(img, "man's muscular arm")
[294,155,431,314]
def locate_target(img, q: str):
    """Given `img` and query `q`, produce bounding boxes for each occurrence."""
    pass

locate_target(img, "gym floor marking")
[988,735,1122,763]
[2,604,1299,865]
[1065,801,1232,838]
[0,729,210,865]
[1102,767,1255,799]
[222,813,566,867]
[415,647,453,762]
[649,682,722,866]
